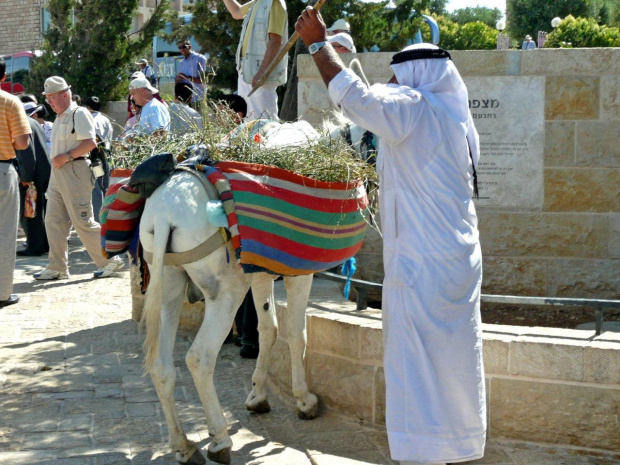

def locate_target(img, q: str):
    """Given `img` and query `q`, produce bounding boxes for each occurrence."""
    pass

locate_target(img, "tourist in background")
[175,40,208,103]
[522,35,536,50]
[15,107,51,257]
[34,76,124,281]
[85,96,112,222]
[0,56,31,307]
[328,32,356,53]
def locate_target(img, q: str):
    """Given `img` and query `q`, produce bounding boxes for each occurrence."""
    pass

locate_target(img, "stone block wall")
[0,0,45,55]
[298,49,620,300]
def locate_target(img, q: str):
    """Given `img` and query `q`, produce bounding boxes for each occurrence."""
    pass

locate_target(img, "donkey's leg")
[147,268,205,464]
[185,264,249,465]
[284,274,319,420]
[245,273,278,413]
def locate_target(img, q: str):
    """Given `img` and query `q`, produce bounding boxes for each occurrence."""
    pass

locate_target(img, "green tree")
[506,0,589,41]
[435,16,497,50]
[543,15,620,47]
[26,0,168,104]
[449,6,503,28]
[428,0,448,16]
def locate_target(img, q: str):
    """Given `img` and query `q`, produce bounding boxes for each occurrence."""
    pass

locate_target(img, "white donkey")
[140,122,327,464]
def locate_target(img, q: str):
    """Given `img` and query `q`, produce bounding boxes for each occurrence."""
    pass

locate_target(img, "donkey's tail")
[141,215,170,373]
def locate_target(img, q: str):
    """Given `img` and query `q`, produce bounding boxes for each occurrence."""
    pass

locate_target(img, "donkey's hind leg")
[185,263,248,465]
[245,273,278,413]
[147,268,205,464]
[284,274,319,420]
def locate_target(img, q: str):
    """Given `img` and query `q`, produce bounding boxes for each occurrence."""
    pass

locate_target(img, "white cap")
[135,58,148,65]
[42,76,71,95]
[328,33,356,53]
[129,76,158,94]
[327,19,351,32]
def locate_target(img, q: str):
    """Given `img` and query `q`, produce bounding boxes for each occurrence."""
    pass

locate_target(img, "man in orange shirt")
[0,56,31,308]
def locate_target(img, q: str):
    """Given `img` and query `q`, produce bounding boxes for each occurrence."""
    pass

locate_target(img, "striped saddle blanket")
[209,161,368,276]
[100,180,145,259]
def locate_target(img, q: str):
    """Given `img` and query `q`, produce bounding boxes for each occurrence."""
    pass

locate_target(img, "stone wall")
[298,49,620,300]
[0,0,45,56]
[267,299,620,453]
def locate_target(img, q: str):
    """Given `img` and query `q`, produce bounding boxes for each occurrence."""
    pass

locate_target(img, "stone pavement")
[1,236,619,465]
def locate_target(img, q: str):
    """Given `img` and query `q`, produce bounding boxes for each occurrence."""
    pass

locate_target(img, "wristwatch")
[308,41,327,55]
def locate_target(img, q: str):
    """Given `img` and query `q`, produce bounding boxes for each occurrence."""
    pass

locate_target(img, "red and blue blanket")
[205,161,368,276]
[101,162,368,276]
[100,180,144,259]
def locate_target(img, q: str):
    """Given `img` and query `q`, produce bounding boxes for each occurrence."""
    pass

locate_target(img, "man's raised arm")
[222,0,245,20]
[295,7,346,88]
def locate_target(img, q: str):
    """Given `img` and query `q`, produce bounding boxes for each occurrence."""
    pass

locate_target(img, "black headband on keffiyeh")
[390,48,452,66]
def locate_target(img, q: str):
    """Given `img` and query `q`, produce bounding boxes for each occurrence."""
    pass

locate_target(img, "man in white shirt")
[296,10,485,465]
[136,59,157,85]
[127,77,170,137]
[85,96,113,222]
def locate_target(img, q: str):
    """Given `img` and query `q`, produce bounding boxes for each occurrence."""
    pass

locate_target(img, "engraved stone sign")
[464,76,545,209]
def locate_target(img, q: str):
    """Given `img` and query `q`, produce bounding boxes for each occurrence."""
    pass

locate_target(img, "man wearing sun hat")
[33,76,124,281]
[326,18,350,35]
[296,8,484,465]
[126,76,170,137]
[327,32,356,53]
[522,34,536,50]
[135,58,157,86]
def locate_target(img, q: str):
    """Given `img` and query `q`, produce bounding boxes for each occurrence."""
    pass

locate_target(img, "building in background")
[0,0,192,56]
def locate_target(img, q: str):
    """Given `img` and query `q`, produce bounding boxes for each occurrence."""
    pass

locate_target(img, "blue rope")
[340,257,357,299]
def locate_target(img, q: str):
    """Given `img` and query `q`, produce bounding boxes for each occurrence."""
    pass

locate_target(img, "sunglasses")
[178,45,188,50]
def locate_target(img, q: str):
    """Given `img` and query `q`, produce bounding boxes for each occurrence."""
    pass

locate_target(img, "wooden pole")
[247,0,328,97]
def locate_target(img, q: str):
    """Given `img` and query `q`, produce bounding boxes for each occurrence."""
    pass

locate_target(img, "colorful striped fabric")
[100,180,145,259]
[215,161,368,276]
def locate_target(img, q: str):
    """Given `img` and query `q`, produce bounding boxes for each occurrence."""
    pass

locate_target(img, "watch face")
[310,42,325,54]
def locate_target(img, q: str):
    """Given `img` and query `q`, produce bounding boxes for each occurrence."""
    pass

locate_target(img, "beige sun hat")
[129,76,158,93]
[42,76,71,95]
[327,18,351,32]
[328,33,356,53]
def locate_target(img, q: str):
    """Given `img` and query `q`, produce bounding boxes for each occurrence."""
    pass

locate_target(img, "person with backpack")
[33,77,123,281]
[85,96,112,222]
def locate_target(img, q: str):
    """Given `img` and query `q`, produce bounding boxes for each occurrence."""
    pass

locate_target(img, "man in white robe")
[296,9,486,465]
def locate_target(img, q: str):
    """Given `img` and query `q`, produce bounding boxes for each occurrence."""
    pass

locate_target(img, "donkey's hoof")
[178,447,206,465]
[297,393,320,420]
[247,399,271,414]
[207,446,232,464]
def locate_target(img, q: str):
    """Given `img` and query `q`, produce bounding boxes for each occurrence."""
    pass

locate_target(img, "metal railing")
[315,272,620,336]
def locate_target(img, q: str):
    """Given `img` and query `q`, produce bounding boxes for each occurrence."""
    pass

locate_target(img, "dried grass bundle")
[110,99,376,186]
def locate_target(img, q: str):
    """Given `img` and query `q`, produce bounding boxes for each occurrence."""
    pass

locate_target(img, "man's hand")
[175,73,189,83]
[295,7,327,47]
[51,152,72,169]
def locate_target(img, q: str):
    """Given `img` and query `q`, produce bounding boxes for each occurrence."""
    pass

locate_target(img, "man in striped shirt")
[0,56,31,308]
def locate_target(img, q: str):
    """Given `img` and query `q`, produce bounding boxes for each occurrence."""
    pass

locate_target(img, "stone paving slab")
[1,236,618,464]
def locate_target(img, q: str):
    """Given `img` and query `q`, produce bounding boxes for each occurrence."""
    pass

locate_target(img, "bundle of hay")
[110,100,376,185]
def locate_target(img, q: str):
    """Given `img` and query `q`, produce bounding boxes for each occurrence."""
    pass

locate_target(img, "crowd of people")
[1,2,487,463]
